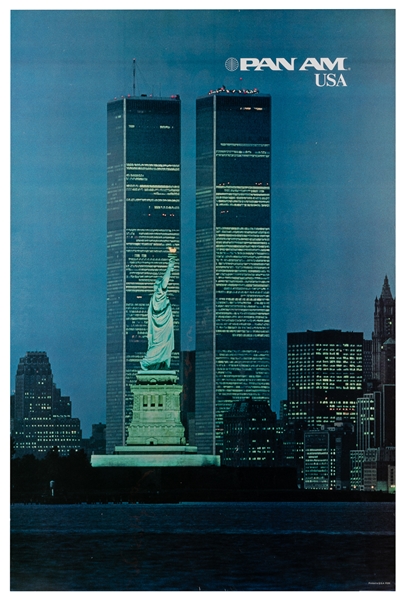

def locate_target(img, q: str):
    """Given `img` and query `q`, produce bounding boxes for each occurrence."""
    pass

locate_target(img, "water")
[10,501,395,591]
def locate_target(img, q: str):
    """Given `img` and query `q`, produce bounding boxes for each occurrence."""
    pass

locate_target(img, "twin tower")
[102,88,271,463]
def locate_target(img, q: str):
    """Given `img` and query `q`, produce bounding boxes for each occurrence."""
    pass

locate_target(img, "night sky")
[10,9,395,436]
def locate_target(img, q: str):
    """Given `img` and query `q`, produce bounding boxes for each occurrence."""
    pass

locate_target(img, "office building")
[303,420,355,490]
[11,351,82,457]
[222,398,277,466]
[356,385,395,450]
[380,338,395,385]
[356,392,380,451]
[286,329,363,484]
[303,429,330,490]
[287,329,364,428]
[195,87,271,455]
[363,338,373,389]
[380,384,395,447]
[106,94,181,453]
[350,447,395,492]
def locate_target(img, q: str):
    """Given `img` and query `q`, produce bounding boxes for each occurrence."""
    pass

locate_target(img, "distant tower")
[195,88,271,456]
[372,276,395,383]
[106,91,181,453]
[11,351,82,457]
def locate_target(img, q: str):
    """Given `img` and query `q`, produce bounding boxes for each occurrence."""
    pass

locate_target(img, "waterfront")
[10,501,395,591]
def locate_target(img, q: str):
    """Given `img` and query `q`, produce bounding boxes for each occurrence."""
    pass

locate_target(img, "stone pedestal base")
[126,370,185,446]
[91,442,220,468]
[91,370,220,467]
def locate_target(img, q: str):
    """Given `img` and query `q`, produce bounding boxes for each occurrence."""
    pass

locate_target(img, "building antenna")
[132,58,136,96]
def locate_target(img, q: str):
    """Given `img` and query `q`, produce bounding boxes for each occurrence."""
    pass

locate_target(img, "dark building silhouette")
[222,398,277,466]
[348,277,396,493]
[303,420,355,490]
[380,384,395,447]
[106,93,181,453]
[180,350,196,445]
[372,275,395,384]
[363,338,373,389]
[380,338,395,385]
[195,87,271,456]
[11,351,82,458]
[81,423,107,456]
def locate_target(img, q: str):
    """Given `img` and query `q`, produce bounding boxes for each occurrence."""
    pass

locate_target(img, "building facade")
[11,351,82,457]
[287,330,364,428]
[285,329,363,483]
[350,447,395,493]
[356,392,380,451]
[106,95,181,453]
[303,421,355,490]
[222,398,277,466]
[195,88,271,455]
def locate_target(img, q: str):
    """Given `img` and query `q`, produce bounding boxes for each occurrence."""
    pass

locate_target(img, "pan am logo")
[225,57,239,72]
[225,57,348,71]
[225,57,349,86]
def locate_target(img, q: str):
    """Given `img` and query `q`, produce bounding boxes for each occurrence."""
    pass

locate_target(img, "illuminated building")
[303,430,330,490]
[222,398,277,466]
[363,339,373,388]
[356,386,395,448]
[372,275,395,383]
[350,447,395,492]
[195,88,271,455]
[356,392,380,450]
[11,351,82,457]
[287,330,364,428]
[286,329,363,484]
[106,95,181,453]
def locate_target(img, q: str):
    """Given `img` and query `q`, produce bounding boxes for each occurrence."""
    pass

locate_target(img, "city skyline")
[11,10,395,436]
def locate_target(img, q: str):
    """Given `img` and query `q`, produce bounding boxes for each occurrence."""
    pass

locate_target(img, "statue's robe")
[140,280,174,370]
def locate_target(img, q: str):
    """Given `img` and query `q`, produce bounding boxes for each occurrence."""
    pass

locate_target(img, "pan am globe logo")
[225,57,239,72]
[224,56,349,86]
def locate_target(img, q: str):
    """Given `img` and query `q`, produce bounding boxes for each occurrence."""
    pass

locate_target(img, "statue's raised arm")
[140,250,177,371]
[161,253,176,290]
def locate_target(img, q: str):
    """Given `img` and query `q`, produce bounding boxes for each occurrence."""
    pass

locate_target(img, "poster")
[9,5,396,592]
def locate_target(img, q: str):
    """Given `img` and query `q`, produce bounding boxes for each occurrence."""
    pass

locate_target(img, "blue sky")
[10,9,395,436]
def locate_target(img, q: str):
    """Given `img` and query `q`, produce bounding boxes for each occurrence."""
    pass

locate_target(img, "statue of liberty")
[140,250,177,371]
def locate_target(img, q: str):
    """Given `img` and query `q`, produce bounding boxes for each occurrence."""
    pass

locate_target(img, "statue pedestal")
[91,370,220,467]
[126,371,185,446]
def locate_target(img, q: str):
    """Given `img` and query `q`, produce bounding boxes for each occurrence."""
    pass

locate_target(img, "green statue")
[140,250,177,371]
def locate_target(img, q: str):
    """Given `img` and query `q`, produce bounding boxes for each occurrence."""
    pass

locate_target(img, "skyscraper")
[356,392,380,451]
[372,275,395,383]
[303,421,355,490]
[11,351,82,457]
[287,330,364,429]
[106,94,181,453]
[195,87,271,455]
[285,329,364,483]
